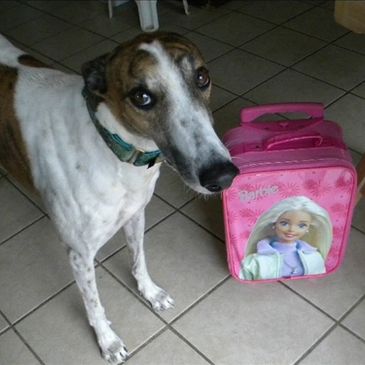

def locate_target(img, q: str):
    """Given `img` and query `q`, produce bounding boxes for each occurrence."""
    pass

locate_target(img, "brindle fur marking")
[87,33,208,140]
[0,64,35,191]
[18,54,50,69]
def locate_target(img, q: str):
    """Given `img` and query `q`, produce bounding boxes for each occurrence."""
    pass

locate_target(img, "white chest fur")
[15,67,160,252]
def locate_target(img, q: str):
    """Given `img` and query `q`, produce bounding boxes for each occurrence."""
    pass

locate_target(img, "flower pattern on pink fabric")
[223,166,355,281]
[229,233,240,246]
[330,203,347,216]
[333,226,344,240]
[239,208,263,224]
[278,182,301,198]
[326,240,342,271]
[303,178,330,197]
[237,183,256,192]
[335,172,354,192]
[228,210,240,223]
[240,230,251,241]
[227,188,240,202]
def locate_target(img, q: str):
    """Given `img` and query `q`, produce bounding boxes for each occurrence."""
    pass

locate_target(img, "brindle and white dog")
[0,32,238,364]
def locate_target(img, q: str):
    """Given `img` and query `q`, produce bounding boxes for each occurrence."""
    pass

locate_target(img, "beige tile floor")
[1,0,365,364]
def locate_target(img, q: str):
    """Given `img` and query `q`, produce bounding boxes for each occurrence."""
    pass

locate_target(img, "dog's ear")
[81,54,108,95]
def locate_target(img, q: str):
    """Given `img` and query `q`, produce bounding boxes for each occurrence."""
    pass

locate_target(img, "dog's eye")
[129,88,155,110]
[196,67,210,89]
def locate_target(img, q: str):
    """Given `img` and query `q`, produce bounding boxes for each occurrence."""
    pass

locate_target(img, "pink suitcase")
[222,103,357,283]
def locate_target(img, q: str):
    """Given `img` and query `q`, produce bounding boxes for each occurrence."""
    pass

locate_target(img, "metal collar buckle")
[127,148,144,165]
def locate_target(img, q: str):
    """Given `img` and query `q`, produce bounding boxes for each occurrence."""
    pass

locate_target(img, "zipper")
[233,157,356,175]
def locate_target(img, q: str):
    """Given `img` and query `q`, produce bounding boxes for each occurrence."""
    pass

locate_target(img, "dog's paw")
[101,338,129,365]
[145,287,175,312]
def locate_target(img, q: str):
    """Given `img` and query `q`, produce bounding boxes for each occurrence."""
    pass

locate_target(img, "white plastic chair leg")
[135,0,159,32]
[183,0,189,14]
[108,0,113,19]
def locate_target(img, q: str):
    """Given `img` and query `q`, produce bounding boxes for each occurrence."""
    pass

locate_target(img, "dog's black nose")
[199,161,239,193]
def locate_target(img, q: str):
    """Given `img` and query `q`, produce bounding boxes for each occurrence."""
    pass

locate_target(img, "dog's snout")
[199,161,239,193]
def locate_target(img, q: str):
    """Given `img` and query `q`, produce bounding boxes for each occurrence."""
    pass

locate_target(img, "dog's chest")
[46,162,160,249]
[12,69,160,247]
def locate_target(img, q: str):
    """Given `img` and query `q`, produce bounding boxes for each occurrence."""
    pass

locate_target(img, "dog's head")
[82,32,238,194]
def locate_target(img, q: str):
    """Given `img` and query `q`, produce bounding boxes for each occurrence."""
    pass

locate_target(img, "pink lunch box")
[222,103,357,283]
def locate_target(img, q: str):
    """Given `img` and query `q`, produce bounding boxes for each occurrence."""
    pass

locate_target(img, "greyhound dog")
[0,32,238,364]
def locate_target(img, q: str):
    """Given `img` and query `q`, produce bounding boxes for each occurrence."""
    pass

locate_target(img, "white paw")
[100,337,129,365]
[142,286,175,312]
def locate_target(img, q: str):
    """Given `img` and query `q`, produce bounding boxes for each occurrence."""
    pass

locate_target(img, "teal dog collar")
[82,88,163,168]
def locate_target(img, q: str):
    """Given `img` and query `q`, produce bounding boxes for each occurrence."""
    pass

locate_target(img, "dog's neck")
[83,89,162,167]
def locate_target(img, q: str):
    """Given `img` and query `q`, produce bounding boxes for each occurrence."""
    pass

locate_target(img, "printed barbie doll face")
[274,210,312,244]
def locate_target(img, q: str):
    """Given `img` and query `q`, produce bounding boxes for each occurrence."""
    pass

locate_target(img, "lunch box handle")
[240,103,324,124]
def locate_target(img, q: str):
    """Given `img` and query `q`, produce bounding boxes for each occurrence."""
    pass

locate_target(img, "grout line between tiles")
[57,37,119,66]
[206,33,363,108]
[239,66,289,96]
[0,310,45,364]
[100,261,230,355]
[0,2,362,364]
[2,33,76,74]
[154,191,195,210]
[0,310,10,336]
[16,0,191,66]
[13,0,309,77]
[1,2,45,34]
[350,224,365,237]
[293,323,337,365]
[190,5,365,105]
[279,22,347,44]
[14,1,114,39]
[100,260,227,329]
[0,215,46,248]
[97,263,219,364]
[280,281,338,322]
[16,0,364,112]
[330,41,365,59]
[295,294,365,363]
[350,90,365,102]
[126,326,170,362]
[338,293,365,323]
[128,324,216,365]
[288,59,364,94]
[126,275,232,365]
[193,4,336,65]
[160,277,233,364]
[211,94,243,115]
[168,275,231,326]
[349,147,364,159]
[235,2,318,29]
[7,0,364,256]
[97,208,178,264]
[11,4,122,72]
[2,259,105,332]
[167,326,216,365]
[5,176,47,214]
[1,193,360,341]
[5,9,76,46]
[6,280,76,329]
[303,0,327,5]
[211,83,241,98]
[99,263,169,320]
[339,323,365,345]
[10,326,46,365]
[177,208,225,245]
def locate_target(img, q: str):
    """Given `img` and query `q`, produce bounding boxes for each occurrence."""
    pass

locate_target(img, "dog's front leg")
[68,249,128,364]
[124,208,175,311]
